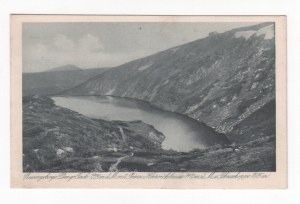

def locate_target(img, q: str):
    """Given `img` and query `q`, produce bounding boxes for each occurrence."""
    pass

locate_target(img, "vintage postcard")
[11,15,287,188]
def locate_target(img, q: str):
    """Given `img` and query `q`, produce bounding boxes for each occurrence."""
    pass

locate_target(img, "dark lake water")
[52,96,229,152]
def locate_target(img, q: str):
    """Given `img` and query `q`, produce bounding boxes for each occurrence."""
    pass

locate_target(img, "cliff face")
[63,23,276,143]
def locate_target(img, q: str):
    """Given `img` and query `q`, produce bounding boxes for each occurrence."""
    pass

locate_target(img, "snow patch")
[256,24,274,39]
[138,64,152,71]
[234,24,274,40]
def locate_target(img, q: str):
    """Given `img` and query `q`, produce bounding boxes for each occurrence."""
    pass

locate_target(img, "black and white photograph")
[21,19,278,173]
[9,15,287,189]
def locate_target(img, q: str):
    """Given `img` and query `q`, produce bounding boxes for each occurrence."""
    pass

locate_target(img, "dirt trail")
[109,152,134,172]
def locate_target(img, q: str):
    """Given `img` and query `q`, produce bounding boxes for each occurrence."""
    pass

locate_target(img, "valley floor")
[23,95,275,172]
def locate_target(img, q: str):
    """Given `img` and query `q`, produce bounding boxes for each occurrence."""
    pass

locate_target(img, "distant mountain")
[23,67,110,96]
[47,64,81,72]
[63,23,276,143]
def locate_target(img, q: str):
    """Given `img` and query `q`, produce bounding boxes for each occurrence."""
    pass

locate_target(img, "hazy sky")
[23,22,258,73]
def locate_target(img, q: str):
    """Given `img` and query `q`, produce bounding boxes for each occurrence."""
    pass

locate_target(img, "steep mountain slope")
[23,67,110,96]
[226,99,275,143]
[63,23,276,143]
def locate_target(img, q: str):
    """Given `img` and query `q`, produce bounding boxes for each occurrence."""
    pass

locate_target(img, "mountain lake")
[52,96,229,152]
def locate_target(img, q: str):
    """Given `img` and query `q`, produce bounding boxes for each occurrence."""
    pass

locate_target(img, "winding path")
[109,152,134,172]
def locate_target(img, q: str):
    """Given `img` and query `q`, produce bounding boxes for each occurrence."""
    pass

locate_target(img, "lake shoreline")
[52,95,230,151]
[53,93,228,136]
[23,95,275,172]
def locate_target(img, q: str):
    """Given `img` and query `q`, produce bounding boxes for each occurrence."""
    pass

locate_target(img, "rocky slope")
[23,96,164,172]
[23,96,275,172]
[23,67,109,96]
[63,23,276,143]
